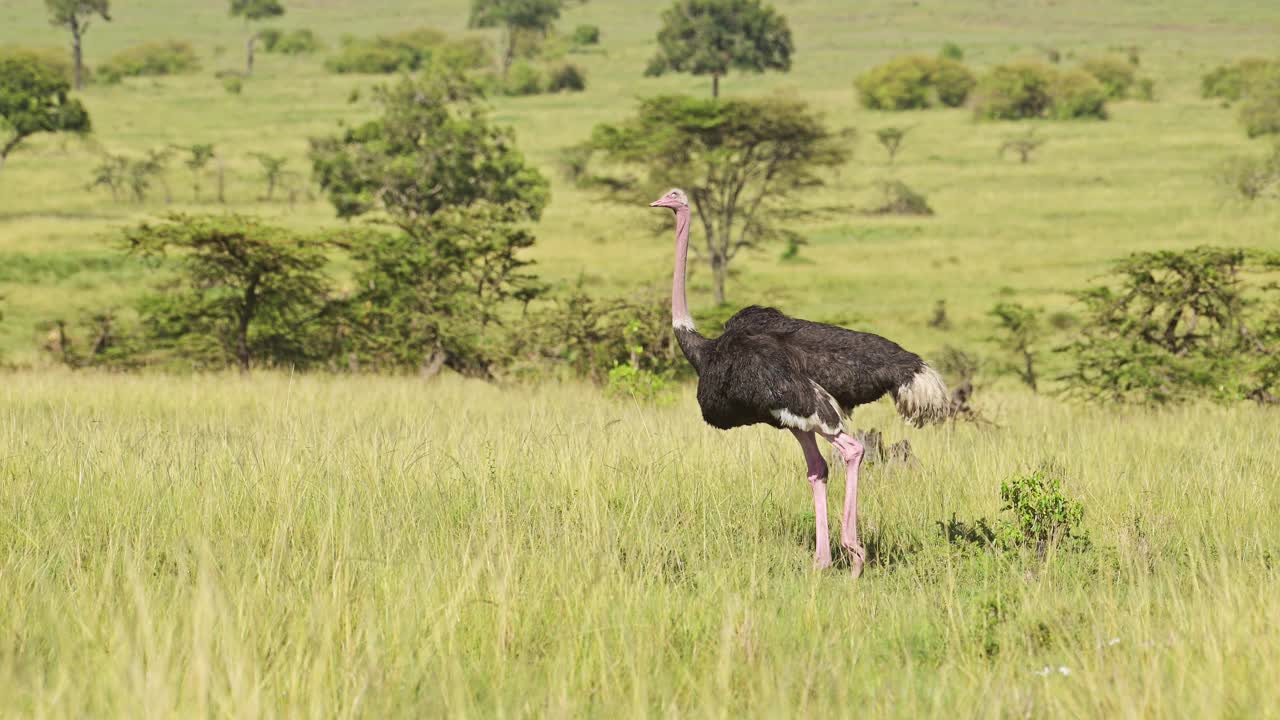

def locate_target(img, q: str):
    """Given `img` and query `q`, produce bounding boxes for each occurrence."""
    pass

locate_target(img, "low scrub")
[1240,68,1280,138]
[0,46,78,84]
[867,180,933,215]
[325,29,490,74]
[1201,57,1276,101]
[1079,55,1136,99]
[98,41,200,83]
[973,62,1107,120]
[1061,246,1280,404]
[260,28,323,55]
[547,63,587,93]
[571,24,600,47]
[855,55,976,110]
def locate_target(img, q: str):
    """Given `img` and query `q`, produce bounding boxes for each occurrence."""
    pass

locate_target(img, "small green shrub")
[1240,68,1280,138]
[1201,57,1275,101]
[932,57,977,107]
[222,75,244,95]
[547,62,586,92]
[98,41,200,83]
[855,56,974,110]
[1080,55,1135,99]
[868,180,933,215]
[1135,77,1156,101]
[324,28,482,74]
[265,29,323,55]
[1217,145,1280,201]
[973,62,1054,120]
[939,41,964,61]
[606,364,672,403]
[994,467,1090,556]
[572,24,600,46]
[0,46,78,84]
[504,62,545,96]
[975,62,1107,120]
[258,28,282,51]
[1048,69,1107,120]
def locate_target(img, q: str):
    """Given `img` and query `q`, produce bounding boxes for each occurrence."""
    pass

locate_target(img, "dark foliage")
[855,55,975,110]
[97,41,200,83]
[0,53,91,171]
[645,0,793,98]
[973,62,1107,121]
[547,62,586,92]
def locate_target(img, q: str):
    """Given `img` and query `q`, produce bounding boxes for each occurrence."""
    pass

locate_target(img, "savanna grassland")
[2,0,1280,717]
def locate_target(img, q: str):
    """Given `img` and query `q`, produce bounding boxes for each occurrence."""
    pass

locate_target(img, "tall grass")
[1,370,1276,716]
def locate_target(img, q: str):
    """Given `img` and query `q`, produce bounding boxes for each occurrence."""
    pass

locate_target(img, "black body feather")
[676,306,929,432]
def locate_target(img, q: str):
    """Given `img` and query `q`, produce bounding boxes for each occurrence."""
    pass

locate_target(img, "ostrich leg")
[825,432,867,577]
[791,429,831,569]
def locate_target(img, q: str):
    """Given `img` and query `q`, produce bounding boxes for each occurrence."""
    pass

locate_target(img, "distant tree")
[645,0,793,98]
[44,0,110,90]
[229,0,285,75]
[579,94,850,304]
[1000,128,1047,164]
[182,143,215,200]
[469,0,566,79]
[0,54,91,172]
[88,152,127,201]
[123,213,331,373]
[875,126,910,164]
[309,63,548,223]
[252,152,288,200]
[989,302,1044,391]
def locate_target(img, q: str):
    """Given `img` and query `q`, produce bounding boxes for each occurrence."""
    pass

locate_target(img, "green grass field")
[2,0,1280,716]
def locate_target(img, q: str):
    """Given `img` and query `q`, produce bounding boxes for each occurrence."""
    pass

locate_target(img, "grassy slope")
[2,371,1278,716]
[1,0,1279,365]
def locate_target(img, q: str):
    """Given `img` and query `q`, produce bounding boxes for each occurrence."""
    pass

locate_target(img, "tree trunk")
[1022,350,1038,392]
[501,27,515,80]
[712,73,720,99]
[216,155,226,203]
[237,281,258,374]
[70,17,85,91]
[711,254,727,305]
[245,32,256,75]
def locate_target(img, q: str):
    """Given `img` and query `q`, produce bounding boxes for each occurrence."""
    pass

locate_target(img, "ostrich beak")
[649,198,666,208]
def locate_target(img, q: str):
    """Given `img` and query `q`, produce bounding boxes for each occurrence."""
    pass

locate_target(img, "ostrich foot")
[814,550,833,570]
[843,543,866,578]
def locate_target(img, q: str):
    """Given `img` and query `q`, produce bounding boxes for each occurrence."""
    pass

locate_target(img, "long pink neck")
[671,207,694,331]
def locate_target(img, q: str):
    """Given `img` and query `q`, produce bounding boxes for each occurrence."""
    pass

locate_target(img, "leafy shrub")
[606,364,673,404]
[974,62,1106,120]
[973,62,1054,119]
[989,302,1044,390]
[1240,67,1280,138]
[939,41,964,61]
[1080,55,1135,99]
[97,41,200,83]
[868,180,933,215]
[1217,144,1280,200]
[572,24,601,46]
[504,62,545,96]
[1048,69,1107,120]
[932,57,977,107]
[325,28,487,74]
[855,55,975,110]
[994,467,1090,557]
[264,28,323,55]
[1062,247,1280,404]
[0,46,78,84]
[1135,77,1156,101]
[222,75,244,94]
[547,62,586,92]
[1201,57,1275,101]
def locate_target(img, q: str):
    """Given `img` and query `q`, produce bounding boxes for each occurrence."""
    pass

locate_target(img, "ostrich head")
[649,188,689,210]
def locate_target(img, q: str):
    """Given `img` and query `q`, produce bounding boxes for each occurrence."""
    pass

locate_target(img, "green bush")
[855,55,936,110]
[547,62,586,92]
[973,62,1054,119]
[1048,69,1107,120]
[0,46,78,84]
[993,467,1090,556]
[504,62,545,96]
[222,75,244,95]
[974,62,1107,120]
[939,41,964,61]
[324,28,484,74]
[571,24,600,46]
[1201,57,1275,101]
[932,56,977,107]
[1240,67,1280,138]
[1080,55,1135,99]
[266,29,323,55]
[1135,77,1156,101]
[98,41,200,83]
[868,180,933,215]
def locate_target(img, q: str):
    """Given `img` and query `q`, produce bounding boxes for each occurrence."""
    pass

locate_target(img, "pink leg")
[824,432,866,577]
[791,429,831,569]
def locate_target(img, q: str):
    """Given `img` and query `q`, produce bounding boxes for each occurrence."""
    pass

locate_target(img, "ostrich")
[650,188,950,577]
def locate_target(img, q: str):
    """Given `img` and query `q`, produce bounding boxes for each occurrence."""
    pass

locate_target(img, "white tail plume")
[892,364,951,427]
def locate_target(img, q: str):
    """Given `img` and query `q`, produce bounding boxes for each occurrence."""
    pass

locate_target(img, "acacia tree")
[310,63,550,373]
[989,302,1044,391]
[123,213,330,373]
[579,94,850,304]
[468,0,563,79]
[645,0,793,98]
[45,0,110,90]
[0,54,91,172]
[230,0,284,75]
